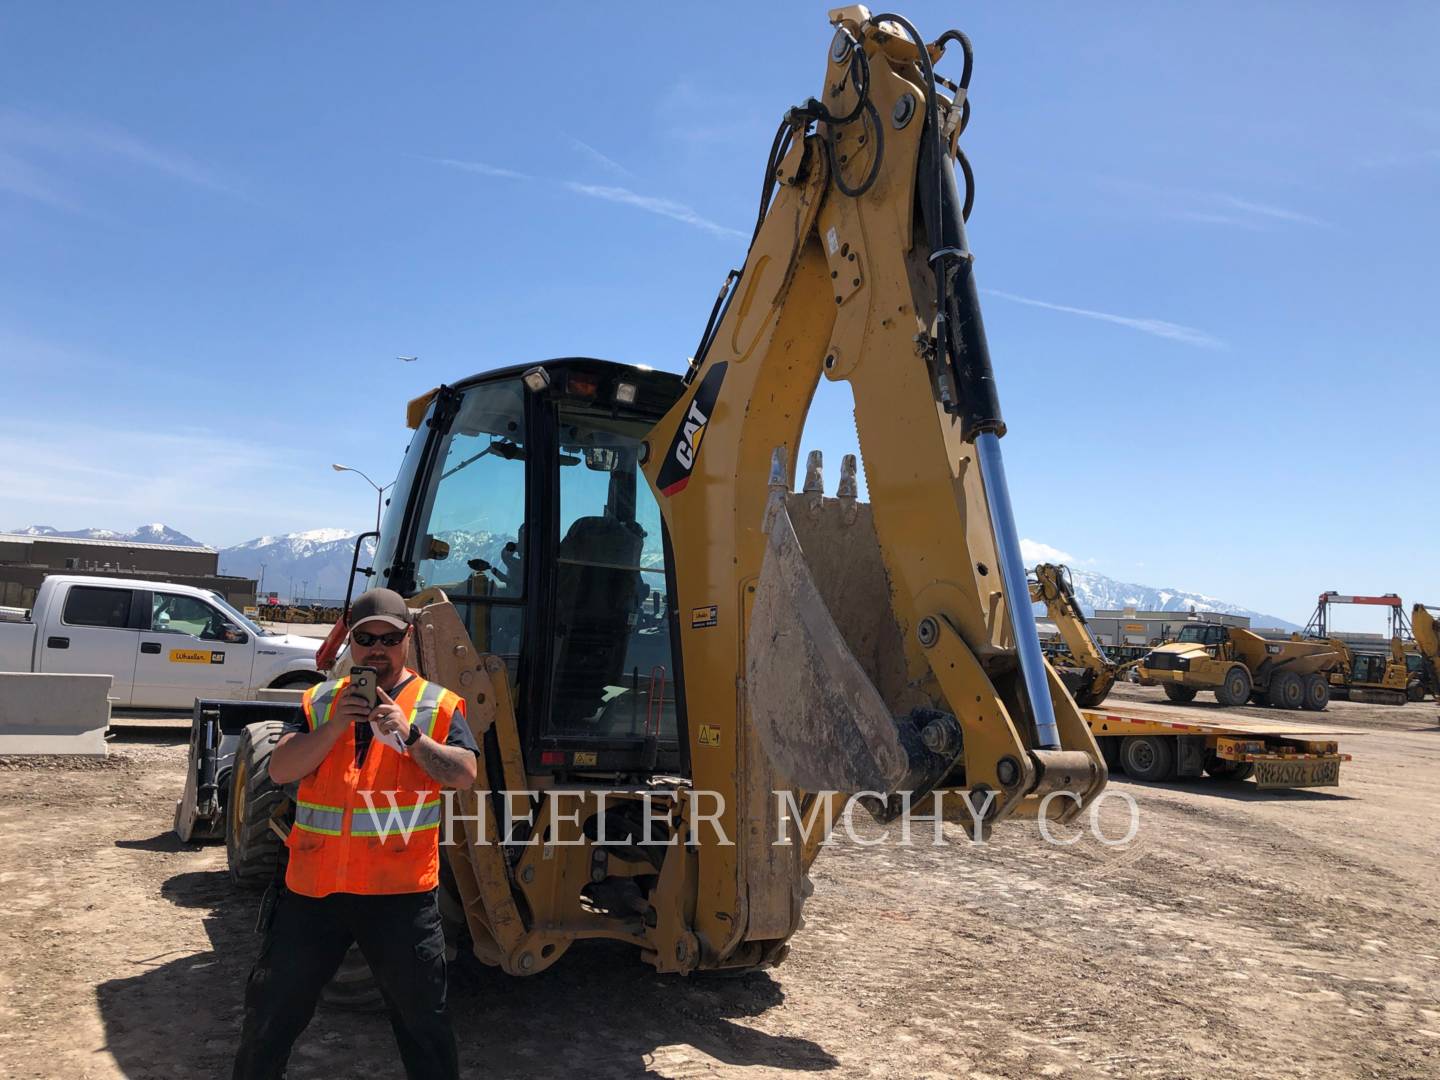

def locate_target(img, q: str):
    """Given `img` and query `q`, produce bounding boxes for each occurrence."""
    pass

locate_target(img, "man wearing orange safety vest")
[233,589,478,1080]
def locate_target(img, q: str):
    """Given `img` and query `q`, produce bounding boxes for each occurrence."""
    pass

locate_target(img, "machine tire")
[1203,754,1255,781]
[1098,735,1122,771]
[226,721,289,889]
[272,671,324,691]
[1301,673,1330,711]
[1119,735,1176,782]
[1407,679,1425,703]
[1267,671,1304,710]
[1162,684,1197,704]
[1214,666,1252,707]
[319,945,387,1012]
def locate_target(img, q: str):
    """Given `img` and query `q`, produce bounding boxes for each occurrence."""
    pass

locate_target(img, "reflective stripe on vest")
[351,796,443,837]
[303,679,347,731]
[410,680,447,739]
[294,799,346,836]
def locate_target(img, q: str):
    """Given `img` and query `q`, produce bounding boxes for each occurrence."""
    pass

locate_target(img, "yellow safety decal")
[573,751,598,766]
[169,649,225,665]
[698,724,721,748]
[691,605,718,629]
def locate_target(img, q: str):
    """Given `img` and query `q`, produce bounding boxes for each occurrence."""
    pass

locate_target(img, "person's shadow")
[96,858,839,1078]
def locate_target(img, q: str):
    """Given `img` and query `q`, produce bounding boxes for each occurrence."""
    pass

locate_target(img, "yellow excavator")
[1303,592,1421,706]
[1414,604,1439,701]
[1028,563,1125,706]
[185,5,1106,981]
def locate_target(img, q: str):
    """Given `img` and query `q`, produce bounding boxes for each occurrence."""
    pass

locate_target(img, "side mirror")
[222,623,248,645]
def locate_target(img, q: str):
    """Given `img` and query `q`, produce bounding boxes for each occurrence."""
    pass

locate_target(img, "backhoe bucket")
[745,453,960,803]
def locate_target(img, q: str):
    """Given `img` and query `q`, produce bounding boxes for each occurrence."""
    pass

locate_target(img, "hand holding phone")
[348,666,379,711]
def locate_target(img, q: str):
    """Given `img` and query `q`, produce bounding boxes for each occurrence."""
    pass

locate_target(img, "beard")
[360,653,399,686]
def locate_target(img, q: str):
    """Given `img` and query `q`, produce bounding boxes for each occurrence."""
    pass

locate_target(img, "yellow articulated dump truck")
[1137,623,1340,710]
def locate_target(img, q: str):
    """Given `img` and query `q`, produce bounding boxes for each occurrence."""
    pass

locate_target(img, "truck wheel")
[1214,666,1252,707]
[226,721,290,889]
[1162,684,1197,704]
[1097,735,1122,771]
[1301,673,1330,711]
[1203,754,1255,781]
[1267,671,1303,710]
[1119,735,1176,782]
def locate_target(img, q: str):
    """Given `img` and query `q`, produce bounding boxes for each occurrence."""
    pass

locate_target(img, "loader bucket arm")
[643,6,1105,963]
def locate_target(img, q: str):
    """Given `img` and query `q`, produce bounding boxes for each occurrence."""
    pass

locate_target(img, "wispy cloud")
[431,156,743,240]
[563,134,633,179]
[1099,177,1328,231]
[984,289,1225,349]
[1357,147,1440,170]
[0,107,238,209]
[1020,539,1075,565]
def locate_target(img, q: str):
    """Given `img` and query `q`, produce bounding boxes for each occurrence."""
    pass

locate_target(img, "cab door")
[132,590,251,708]
[40,584,141,706]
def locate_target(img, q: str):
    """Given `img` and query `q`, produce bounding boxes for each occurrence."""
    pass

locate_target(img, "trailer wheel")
[227,721,290,889]
[1267,671,1304,710]
[1119,736,1176,782]
[1203,754,1255,781]
[1301,673,1330,711]
[1162,684,1197,704]
[1097,735,1122,771]
[1214,666,1252,707]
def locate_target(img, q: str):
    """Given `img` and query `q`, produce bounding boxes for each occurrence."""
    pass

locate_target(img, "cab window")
[151,592,242,643]
[547,401,676,740]
[63,586,134,629]
[404,379,527,678]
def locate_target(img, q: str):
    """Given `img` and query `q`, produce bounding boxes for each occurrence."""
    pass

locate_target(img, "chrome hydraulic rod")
[975,432,1061,750]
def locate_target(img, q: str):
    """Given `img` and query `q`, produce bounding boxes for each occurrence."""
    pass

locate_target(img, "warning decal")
[698,724,722,748]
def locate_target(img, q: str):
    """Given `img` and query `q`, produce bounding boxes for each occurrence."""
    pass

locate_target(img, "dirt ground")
[1,686,1437,1080]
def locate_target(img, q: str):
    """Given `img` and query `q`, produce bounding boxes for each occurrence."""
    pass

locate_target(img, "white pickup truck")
[0,575,322,709]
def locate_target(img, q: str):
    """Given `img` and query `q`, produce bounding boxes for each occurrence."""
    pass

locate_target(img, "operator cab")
[372,359,687,779]
[1175,623,1228,648]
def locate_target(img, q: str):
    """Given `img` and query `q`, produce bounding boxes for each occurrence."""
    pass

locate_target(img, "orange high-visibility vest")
[284,671,465,898]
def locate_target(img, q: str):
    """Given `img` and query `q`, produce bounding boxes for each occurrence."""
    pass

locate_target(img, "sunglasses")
[351,629,406,648]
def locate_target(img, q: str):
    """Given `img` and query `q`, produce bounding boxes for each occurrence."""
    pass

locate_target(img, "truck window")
[63,586,135,629]
[152,592,227,640]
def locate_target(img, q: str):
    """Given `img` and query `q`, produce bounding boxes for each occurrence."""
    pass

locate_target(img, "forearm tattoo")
[412,738,473,787]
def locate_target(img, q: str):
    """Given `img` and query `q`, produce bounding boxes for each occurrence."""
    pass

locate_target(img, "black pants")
[232,888,459,1080]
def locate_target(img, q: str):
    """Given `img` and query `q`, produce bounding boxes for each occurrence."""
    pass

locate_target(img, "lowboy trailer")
[1083,701,1350,789]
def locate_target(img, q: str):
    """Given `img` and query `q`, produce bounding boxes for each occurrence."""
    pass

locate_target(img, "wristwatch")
[403,722,421,747]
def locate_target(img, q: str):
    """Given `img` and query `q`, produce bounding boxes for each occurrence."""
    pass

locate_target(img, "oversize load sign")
[656,362,727,497]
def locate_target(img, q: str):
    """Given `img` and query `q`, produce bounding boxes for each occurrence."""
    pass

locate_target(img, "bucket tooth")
[837,454,858,500]
[803,450,824,494]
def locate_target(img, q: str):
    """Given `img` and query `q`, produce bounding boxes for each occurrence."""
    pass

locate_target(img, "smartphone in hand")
[349,666,378,711]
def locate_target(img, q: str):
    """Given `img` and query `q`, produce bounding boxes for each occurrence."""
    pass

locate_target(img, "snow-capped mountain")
[216,527,513,602]
[217,529,378,602]
[1032,565,1299,631]
[7,522,1301,626]
[7,523,206,547]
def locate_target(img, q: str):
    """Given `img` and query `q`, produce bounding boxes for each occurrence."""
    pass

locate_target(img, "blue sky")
[1,2,1435,628]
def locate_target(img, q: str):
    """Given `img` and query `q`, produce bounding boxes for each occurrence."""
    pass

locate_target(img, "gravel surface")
[0,688,1436,1079]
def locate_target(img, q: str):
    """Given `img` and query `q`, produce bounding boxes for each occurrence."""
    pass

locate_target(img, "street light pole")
[332,463,395,536]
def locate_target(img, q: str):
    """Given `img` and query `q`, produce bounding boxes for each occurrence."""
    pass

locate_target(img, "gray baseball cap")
[349,589,412,631]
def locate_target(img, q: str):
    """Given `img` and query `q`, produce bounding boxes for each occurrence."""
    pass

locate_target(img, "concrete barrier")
[0,673,111,756]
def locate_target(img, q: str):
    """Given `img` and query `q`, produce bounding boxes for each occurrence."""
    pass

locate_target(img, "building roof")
[0,532,215,555]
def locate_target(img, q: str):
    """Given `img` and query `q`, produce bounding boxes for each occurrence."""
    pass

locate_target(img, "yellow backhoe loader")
[1029,563,1126,707]
[1138,625,1339,710]
[180,6,1106,981]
